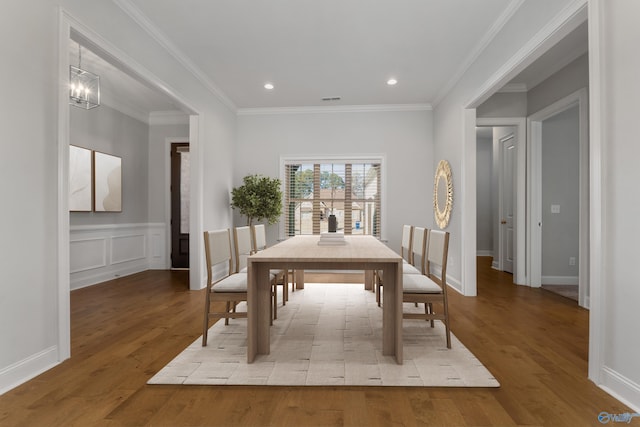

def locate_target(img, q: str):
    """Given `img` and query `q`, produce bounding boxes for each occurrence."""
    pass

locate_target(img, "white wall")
[236,109,434,254]
[0,0,236,394]
[595,0,640,409]
[434,0,579,294]
[433,0,639,410]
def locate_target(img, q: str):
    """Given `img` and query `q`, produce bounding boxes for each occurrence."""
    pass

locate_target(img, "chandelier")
[69,43,100,110]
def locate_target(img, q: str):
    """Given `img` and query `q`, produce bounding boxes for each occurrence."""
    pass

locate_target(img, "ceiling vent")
[321,96,341,101]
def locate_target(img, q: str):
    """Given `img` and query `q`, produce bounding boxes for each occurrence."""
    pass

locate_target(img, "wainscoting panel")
[70,238,107,273]
[111,234,146,265]
[70,223,167,290]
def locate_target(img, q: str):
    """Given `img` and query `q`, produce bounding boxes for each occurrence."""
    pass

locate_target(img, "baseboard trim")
[0,346,59,396]
[599,366,640,413]
[476,250,494,257]
[70,261,149,290]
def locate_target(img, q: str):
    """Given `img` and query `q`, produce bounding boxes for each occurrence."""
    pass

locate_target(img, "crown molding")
[112,0,237,112]
[432,0,526,107]
[149,110,190,126]
[237,103,432,116]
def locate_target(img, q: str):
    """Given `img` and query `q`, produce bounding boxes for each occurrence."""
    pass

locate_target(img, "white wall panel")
[70,223,166,290]
[69,238,107,273]
[111,234,146,265]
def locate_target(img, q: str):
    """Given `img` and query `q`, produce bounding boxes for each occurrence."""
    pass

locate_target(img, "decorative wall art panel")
[93,151,122,212]
[69,145,93,212]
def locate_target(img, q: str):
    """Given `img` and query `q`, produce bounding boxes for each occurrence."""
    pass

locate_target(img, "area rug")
[148,283,499,387]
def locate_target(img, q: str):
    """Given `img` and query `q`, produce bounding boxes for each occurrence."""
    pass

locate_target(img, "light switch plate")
[551,205,560,214]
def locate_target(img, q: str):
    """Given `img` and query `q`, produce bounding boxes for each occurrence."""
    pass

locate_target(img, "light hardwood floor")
[0,257,631,426]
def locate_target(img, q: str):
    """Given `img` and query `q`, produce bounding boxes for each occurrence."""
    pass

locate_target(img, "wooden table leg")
[247,262,272,363]
[295,269,305,289]
[364,270,374,291]
[382,262,403,364]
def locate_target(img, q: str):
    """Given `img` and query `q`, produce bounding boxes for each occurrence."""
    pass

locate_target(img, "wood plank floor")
[0,257,632,426]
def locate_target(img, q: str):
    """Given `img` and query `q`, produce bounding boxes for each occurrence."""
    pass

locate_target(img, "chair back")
[426,229,450,284]
[233,226,253,273]
[252,224,268,252]
[410,227,428,274]
[401,225,413,263]
[203,229,233,288]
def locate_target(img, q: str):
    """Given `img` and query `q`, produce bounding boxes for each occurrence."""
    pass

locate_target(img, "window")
[283,159,382,238]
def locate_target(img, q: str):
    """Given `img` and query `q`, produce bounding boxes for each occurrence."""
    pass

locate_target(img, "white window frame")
[279,155,387,241]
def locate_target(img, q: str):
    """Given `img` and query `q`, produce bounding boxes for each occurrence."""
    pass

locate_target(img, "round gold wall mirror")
[433,160,453,229]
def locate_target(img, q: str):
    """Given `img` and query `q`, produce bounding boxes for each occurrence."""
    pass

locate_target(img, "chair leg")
[443,303,451,349]
[202,297,210,346]
[428,303,435,328]
[272,284,278,320]
[225,301,230,326]
[282,271,288,306]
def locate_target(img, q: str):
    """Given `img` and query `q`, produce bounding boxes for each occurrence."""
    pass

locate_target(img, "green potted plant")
[231,174,283,226]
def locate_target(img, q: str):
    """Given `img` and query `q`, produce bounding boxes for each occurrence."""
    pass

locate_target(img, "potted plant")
[231,174,283,226]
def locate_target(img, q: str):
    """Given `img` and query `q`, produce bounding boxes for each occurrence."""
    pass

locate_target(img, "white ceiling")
[76,0,588,118]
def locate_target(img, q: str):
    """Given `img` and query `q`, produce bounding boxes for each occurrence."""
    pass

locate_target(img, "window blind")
[283,160,381,238]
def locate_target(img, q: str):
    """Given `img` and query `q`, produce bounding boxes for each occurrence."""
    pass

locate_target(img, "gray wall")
[476,92,527,118]
[528,54,588,115]
[476,131,493,254]
[541,105,579,281]
[70,105,149,226]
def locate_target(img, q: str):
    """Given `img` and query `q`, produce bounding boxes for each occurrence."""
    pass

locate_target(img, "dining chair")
[406,226,428,275]
[234,226,277,322]
[376,225,424,306]
[402,229,451,348]
[252,224,290,307]
[202,229,248,346]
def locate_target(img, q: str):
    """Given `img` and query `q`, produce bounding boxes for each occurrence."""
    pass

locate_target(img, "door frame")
[527,88,589,307]
[166,137,190,269]
[57,9,202,361]
[477,118,526,285]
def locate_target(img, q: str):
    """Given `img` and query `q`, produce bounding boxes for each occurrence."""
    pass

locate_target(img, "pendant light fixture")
[69,43,100,110]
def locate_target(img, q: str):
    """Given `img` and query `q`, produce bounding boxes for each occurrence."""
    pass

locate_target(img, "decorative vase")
[328,214,337,232]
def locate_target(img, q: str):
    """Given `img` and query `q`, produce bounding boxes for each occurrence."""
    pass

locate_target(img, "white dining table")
[247,235,404,364]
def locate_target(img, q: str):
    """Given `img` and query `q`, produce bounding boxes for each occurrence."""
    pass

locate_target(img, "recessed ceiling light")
[387,78,398,86]
[264,83,274,90]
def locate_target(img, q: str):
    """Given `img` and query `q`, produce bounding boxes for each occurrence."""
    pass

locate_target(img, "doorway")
[171,143,190,269]
[528,88,589,308]
[58,11,202,362]
[476,125,517,277]
[476,119,526,286]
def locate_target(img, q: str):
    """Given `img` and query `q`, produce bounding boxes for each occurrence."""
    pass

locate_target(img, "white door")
[500,133,516,274]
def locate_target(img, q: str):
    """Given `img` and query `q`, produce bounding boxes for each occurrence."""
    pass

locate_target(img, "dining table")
[247,234,404,364]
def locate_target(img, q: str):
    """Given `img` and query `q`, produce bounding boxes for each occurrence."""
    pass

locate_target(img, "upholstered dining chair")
[234,226,277,322]
[376,225,424,306]
[251,224,290,307]
[402,229,451,348]
[202,229,248,346]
